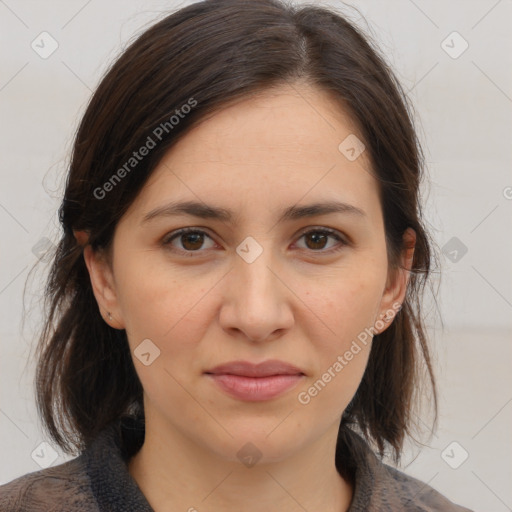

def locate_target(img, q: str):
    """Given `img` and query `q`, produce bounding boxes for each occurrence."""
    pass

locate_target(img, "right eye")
[162,228,217,255]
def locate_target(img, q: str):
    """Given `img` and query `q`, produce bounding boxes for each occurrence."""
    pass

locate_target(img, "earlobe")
[82,244,125,330]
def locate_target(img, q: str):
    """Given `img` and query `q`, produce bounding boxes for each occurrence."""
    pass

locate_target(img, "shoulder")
[0,455,98,512]
[341,429,474,512]
[378,462,474,512]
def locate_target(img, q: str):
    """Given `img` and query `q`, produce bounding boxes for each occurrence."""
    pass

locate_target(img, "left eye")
[295,228,345,252]
[162,228,346,255]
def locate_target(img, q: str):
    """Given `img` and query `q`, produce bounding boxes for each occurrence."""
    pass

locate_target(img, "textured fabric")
[0,416,474,511]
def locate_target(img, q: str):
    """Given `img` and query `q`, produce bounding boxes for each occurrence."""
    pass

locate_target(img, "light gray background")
[1,1,511,510]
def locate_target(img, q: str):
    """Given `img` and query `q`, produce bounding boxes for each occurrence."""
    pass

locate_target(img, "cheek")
[296,284,377,420]
[307,267,385,351]
[117,265,212,411]
[115,252,214,343]
[298,267,384,405]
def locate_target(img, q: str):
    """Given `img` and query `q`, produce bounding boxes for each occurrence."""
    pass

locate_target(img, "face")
[83,82,413,464]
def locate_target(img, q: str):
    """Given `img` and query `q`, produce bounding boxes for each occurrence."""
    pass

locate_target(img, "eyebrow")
[140,199,366,225]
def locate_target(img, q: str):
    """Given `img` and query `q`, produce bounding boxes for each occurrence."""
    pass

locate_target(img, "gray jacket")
[0,416,474,511]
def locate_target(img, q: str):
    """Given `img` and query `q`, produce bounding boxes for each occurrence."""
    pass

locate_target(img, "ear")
[374,227,416,334]
[74,230,125,330]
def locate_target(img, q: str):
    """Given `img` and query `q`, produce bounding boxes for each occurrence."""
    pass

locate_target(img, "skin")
[78,82,415,512]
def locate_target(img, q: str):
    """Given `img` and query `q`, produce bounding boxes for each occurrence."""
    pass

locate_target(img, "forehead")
[166,83,367,167]
[124,83,380,224]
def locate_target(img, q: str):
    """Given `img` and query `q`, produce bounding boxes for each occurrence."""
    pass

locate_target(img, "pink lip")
[206,359,305,377]
[204,360,305,402]
[206,374,304,401]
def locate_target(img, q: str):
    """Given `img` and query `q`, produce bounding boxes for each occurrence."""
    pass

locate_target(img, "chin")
[205,422,307,466]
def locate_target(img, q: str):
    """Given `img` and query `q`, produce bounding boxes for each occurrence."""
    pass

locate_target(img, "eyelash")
[161,227,348,257]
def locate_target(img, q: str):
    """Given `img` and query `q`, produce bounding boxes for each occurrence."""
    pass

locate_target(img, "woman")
[0,0,474,510]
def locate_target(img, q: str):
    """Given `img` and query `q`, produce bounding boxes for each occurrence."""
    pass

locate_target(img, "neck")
[127,414,353,512]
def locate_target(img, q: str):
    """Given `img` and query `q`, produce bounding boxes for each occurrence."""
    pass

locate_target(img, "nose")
[218,245,294,343]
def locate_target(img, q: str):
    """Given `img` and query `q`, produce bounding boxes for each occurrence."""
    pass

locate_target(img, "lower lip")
[206,373,304,401]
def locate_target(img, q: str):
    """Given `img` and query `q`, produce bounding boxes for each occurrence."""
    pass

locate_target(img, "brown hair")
[29,0,438,463]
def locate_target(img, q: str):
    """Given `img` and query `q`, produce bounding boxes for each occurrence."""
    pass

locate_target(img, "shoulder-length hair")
[31,0,438,462]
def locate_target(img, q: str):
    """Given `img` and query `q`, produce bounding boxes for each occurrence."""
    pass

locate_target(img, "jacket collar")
[85,415,385,511]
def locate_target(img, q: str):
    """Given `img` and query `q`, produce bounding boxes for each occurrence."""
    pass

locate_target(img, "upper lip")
[205,359,305,377]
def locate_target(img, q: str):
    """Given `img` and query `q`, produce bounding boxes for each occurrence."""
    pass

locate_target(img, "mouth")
[205,373,304,402]
[204,359,305,401]
[205,359,305,378]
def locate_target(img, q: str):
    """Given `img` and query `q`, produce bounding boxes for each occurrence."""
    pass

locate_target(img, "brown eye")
[180,231,205,251]
[163,228,215,254]
[295,228,346,253]
[304,231,329,250]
